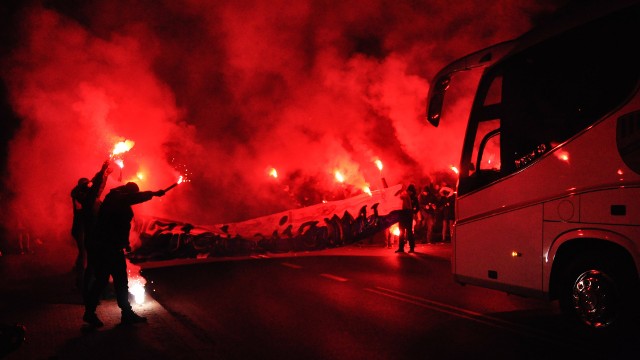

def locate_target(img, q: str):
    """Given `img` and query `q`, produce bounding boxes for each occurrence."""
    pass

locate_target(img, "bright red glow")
[335,171,345,183]
[269,168,278,178]
[555,151,570,162]
[0,0,567,252]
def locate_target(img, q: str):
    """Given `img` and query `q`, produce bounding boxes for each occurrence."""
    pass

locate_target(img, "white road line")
[365,286,569,346]
[320,273,348,282]
[280,262,302,269]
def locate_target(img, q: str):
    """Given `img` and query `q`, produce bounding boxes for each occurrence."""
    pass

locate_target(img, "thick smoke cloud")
[0,0,567,244]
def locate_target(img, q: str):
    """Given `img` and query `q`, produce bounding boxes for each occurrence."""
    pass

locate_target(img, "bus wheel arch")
[550,239,639,331]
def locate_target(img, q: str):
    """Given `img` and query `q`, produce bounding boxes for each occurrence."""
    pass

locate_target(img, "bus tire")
[558,253,629,332]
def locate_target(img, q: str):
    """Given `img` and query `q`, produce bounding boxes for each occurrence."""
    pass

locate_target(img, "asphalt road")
[141,246,638,360]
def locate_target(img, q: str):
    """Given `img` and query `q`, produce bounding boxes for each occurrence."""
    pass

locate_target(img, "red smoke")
[0,0,568,245]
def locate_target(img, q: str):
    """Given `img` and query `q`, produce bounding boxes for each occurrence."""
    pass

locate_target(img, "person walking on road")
[83,182,165,327]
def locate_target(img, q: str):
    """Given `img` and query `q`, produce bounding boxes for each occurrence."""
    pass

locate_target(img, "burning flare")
[334,171,345,183]
[111,140,135,157]
[164,175,184,192]
[375,159,383,172]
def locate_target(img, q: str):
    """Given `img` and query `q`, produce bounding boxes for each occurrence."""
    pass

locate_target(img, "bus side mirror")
[426,75,451,127]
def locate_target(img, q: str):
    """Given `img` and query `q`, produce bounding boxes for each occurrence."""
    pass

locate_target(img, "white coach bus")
[425,0,640,331]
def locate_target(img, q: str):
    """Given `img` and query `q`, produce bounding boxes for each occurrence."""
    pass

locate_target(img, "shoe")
[408,249,415,253]
[83,312,104,328]
[395,249,404,253]
[121,311,147,325]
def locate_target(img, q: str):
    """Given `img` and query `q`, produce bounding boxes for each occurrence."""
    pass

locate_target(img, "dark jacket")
[95,186,155,250]
[71,163,109,238]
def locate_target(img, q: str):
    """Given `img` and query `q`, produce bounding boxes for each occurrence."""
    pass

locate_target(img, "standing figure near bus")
[440,183,456,241]
[395,183,419,253]
[439,182,455,242]
[418,183,439,244]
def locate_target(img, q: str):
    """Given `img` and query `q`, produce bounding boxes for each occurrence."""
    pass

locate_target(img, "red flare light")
[164,176,185,192]
[335,171,345,183]
[375,159,383,171]
[111,140,135,157]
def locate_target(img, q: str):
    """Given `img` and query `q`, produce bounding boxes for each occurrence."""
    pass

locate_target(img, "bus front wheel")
[558,255,627,331]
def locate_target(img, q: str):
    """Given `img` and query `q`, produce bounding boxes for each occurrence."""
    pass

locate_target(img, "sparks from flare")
[164,175,184,192]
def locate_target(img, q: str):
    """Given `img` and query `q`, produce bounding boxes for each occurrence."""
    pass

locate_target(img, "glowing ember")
[450,165,459,174]
[111,140,135,157]
[334,171,345,183]
[269,168,278,178]
[363,186,372,196]
[375,159,383,171]
[136,172,144,180]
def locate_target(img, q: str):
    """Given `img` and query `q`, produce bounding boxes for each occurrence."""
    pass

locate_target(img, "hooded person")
[83,182,166,327]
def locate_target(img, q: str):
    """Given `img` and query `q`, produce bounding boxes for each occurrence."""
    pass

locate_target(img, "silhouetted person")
[71,160,111,290]
[439,182,455,242]
[83,182,165,327]
[418,184,438,243]
[396,183,419,253]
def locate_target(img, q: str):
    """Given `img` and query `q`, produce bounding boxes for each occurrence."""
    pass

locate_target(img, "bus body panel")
[454,204,543,291]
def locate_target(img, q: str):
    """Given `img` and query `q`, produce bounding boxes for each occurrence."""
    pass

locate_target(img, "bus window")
[472,119,501,174]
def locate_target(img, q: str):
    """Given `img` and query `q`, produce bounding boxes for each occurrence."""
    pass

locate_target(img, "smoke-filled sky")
[0,0,570,241]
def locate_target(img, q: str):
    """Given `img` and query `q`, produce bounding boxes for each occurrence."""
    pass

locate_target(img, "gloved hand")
[154,190,166,197]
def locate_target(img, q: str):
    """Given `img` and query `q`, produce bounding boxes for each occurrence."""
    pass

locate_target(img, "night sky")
[0,0,570,243]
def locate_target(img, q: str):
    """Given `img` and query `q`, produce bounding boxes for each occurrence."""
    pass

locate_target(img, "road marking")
[280,262,302,269]
[320,273,348,282]
[365,286,571,346]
